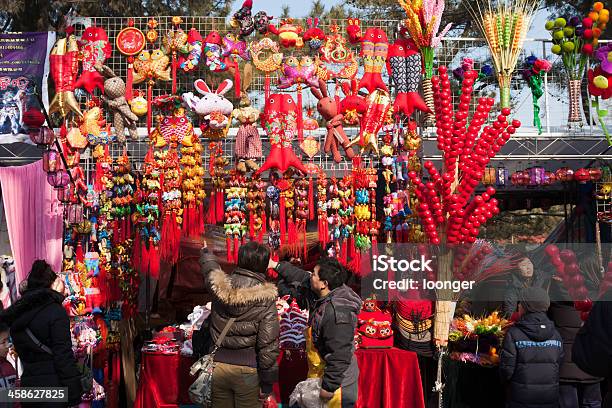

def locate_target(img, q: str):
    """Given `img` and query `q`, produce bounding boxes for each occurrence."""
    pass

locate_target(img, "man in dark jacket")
[573,289,612,408]
[268,256,362,407]
[549,279,602,408]
[200,241,279,408]
[502,256,538,318]
[500,287,563,408]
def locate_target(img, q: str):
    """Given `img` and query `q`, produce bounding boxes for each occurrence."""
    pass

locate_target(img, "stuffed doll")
[255,93,308,175]
[233,106,262,172]
[347,19,389,94]
[75,26,112,94]
[387,37,430,117]
[278,56,318,89]
[49,33,82,118]
[230,0,256,37]
[339,80,367,126]
[310,79,354,162]
[182,79,234,138]
[95,63,139,143]
[347,89,392,156]
[268,19,304,48]
[178,28,203,72]
[303,18,326,52]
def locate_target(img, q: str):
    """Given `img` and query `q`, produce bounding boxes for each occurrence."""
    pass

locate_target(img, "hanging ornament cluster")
[181,139,205,237]
[247,176,267,242]
[224,172,248,263]
[207,143,229,225]
[110,152,135,244]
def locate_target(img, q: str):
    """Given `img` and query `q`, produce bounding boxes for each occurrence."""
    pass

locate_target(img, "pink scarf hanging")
[0,160,63,286]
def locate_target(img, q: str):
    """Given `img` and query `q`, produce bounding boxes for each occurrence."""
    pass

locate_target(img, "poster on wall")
[0,32,55,143]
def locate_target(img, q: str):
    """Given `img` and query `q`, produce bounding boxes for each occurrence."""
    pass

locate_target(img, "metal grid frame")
[2,17,610,174]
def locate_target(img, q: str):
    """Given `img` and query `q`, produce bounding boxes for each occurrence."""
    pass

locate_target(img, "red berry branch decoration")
[408,65,521,244]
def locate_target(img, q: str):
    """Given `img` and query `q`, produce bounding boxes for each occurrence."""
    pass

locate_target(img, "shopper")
[0,322,16,400]
[200,241,279,408]
[502,256,538,318]
[500,287,563,408]
[0,260,82,407]
[269,256,362,407]
[549,265,602,408]
[573,288,612,408]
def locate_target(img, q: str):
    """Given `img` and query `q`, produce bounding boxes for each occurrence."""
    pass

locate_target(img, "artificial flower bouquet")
[448,311,511,366]
[546,2,608,124]
[520,56,552,134]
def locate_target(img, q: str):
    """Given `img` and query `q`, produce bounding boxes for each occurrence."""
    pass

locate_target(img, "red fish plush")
[347,18,389,94]
[255,94,307,175]
[49,33,82,118]
[75,26,112,94]
[387,37,430,117]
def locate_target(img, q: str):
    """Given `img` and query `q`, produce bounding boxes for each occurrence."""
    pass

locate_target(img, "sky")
[229,0,344,18]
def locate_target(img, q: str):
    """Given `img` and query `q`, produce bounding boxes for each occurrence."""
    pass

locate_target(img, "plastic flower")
[480,64,494,77]
[452,66,465,81]
[595,44,612,74]
[588,67,612,99]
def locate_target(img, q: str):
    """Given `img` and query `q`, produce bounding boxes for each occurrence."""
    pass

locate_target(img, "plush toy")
[233,106,262,172]
[339,80,367,126]
[268,19,304,48]
[178,28,203,72]
[203,31,227,72]
[347,19,389,93]
[133,48,171,131]
[256,94,308,175]
[162,17,188,93]
[49,33,82,118]
[222,33,250,61]
[303,18,326,52]
[95,63,139,143]
[182,79,233,138]
[230,0,256,37]
[310,79,354,163]
[347,89,392,156]
[75,26,112,94]
[278,56,318,89]
[387,37,430,117]
[149,105,195,148]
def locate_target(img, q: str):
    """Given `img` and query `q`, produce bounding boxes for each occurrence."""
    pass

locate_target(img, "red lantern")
[42,149,62,173]
[57,184,77,204]
[47,170,70,189]
[574,168,590,183]
[556,167,574,182]
[588,168,603,181]
[22,108,45,129]
[30,126,56,148]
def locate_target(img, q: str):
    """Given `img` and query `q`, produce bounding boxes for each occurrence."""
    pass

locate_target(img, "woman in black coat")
[1,260,82,407]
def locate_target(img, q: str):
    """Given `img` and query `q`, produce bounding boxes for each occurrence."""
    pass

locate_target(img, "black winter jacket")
[1,288,82,407]
[500,311,563,408]
[276,261,362,393]
[200,250,279,393]
[573,289,612,382]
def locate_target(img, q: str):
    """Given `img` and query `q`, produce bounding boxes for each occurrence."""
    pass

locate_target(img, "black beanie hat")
[519,287,550,313]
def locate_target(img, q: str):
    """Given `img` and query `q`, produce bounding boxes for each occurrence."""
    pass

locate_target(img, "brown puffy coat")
[200,250,279,390]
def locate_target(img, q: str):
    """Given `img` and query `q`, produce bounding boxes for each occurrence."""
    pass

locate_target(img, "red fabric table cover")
[135,352,195,408]
[356,348,425,408]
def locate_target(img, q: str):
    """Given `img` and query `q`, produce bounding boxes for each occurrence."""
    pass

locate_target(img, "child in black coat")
[500,287,564,408]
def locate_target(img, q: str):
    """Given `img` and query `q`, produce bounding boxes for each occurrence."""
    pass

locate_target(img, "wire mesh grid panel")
[63,16,610,182]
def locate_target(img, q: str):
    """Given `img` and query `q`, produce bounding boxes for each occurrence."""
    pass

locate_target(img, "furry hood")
[208,268,277,307]
[1,288,64,327]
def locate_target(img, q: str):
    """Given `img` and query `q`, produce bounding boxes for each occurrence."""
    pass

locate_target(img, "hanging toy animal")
[268,19,304,48]
[49,32,82,118]
[303,18,326,52]
[133,48,171,132]
[182,79,234,138]
[278,56,319,89]
[75,26,112,94]
[230,0,256,37]
[311,79,355,162]
[233,106,262,173]
[347,89,393,156]
[203,31,227,72]
[95,63,139,143]
[255,94,308,175]
[387,37,430,117]
[347,18,389,93]
[178,28,203,72]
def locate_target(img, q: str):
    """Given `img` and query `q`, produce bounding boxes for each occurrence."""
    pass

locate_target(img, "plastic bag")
[289,378,327,408]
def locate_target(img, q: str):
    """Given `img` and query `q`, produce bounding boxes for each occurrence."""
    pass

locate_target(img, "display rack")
[0,17,609,174]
